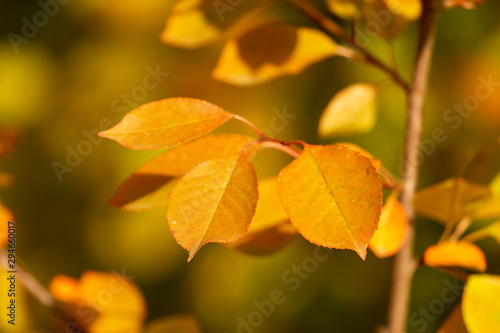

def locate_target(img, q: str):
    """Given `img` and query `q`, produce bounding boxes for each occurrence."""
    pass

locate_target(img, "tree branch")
[386,1,438,332]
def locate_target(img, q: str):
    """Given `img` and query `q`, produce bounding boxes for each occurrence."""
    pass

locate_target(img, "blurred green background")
[1,0,500,332]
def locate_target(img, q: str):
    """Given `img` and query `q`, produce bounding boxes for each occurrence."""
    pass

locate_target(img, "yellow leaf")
[463,274,500,333]
[50,271,146,333]
[424,241,487,272]
[0,202,14,247]
[471,197,500,221]
[110,134,254,211]
[212,24,338,86]
[369,191,408,258]
[146,314,202,333]
[438,304,468,333]
[318,83,378,137]
[467,219,500,244]
[414,177,492,224]
[227,177,297,255]
[382,0,422,20]
[99,98,234,150]
[167,152,258,261]
[325,0,362,19]
[277,144,382,259]
[160,0,221,49]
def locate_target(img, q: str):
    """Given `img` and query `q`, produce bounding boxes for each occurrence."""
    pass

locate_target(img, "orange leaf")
[110,134,254,210]
[414,177,491,224]
[0,201,14,247]
[438,304,468,333]
[277,144,382,259]
[99,98,234,150]
[463,274,500,333]
[369,191,408,258]
[424,241,486,272]
[318,83,378,137]
[212,23,338,86]
[146,314,202,333]
[167,152,258,261]
[227,177,297,255]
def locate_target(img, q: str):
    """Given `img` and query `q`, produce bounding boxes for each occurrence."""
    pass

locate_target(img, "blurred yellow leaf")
[325,0,362,19]
[471,197,500,220]
[382,0,422,20]
[213,24,338,86]
[277,144,382,260]
[414,178,492,224]
[99,98,234,150]
[369,191,408,258]
[442,0,487,9]
[437,304,468,333]
[50,271,146,333]
[0,202,14,247]
[464,219,500,244]
[227,177,297,255]
[110,134,254,210]
[167,152,258,261]
[318,83,378,137]
[160,0,221,48]
[424,241,486,272]
[463,274,500,333]
[146,314,202,333]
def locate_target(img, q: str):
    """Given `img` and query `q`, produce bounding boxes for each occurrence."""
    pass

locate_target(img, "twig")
[386,1,438,332]
[285,0,410,90]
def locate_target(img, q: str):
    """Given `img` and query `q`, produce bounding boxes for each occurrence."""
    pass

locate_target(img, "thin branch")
[285,0,409,90]
[386,1,439,332]
[259,140,301,158]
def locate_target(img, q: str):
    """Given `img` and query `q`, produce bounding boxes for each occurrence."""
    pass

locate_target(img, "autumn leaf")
[438,304,468,333]
[414,177,492,224]
[277,144,382,259]
[318,83,378,137]
[227,177,297,255]
[336,142,396,189]
[423,241,487,272]
[213,23,340,86]
[382,0,422,20]
[369,191,408,258]
[167,152,258,261]
[110,134,254,210]
[442,0,488,10]
[463,274,500,333]
[99,98,234,150]
[160,0,222,49]
[0,201,14,247]
[50,271,146,333]
[470,197,500,221]
[325,0,362,19]
[146,314,202,333]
